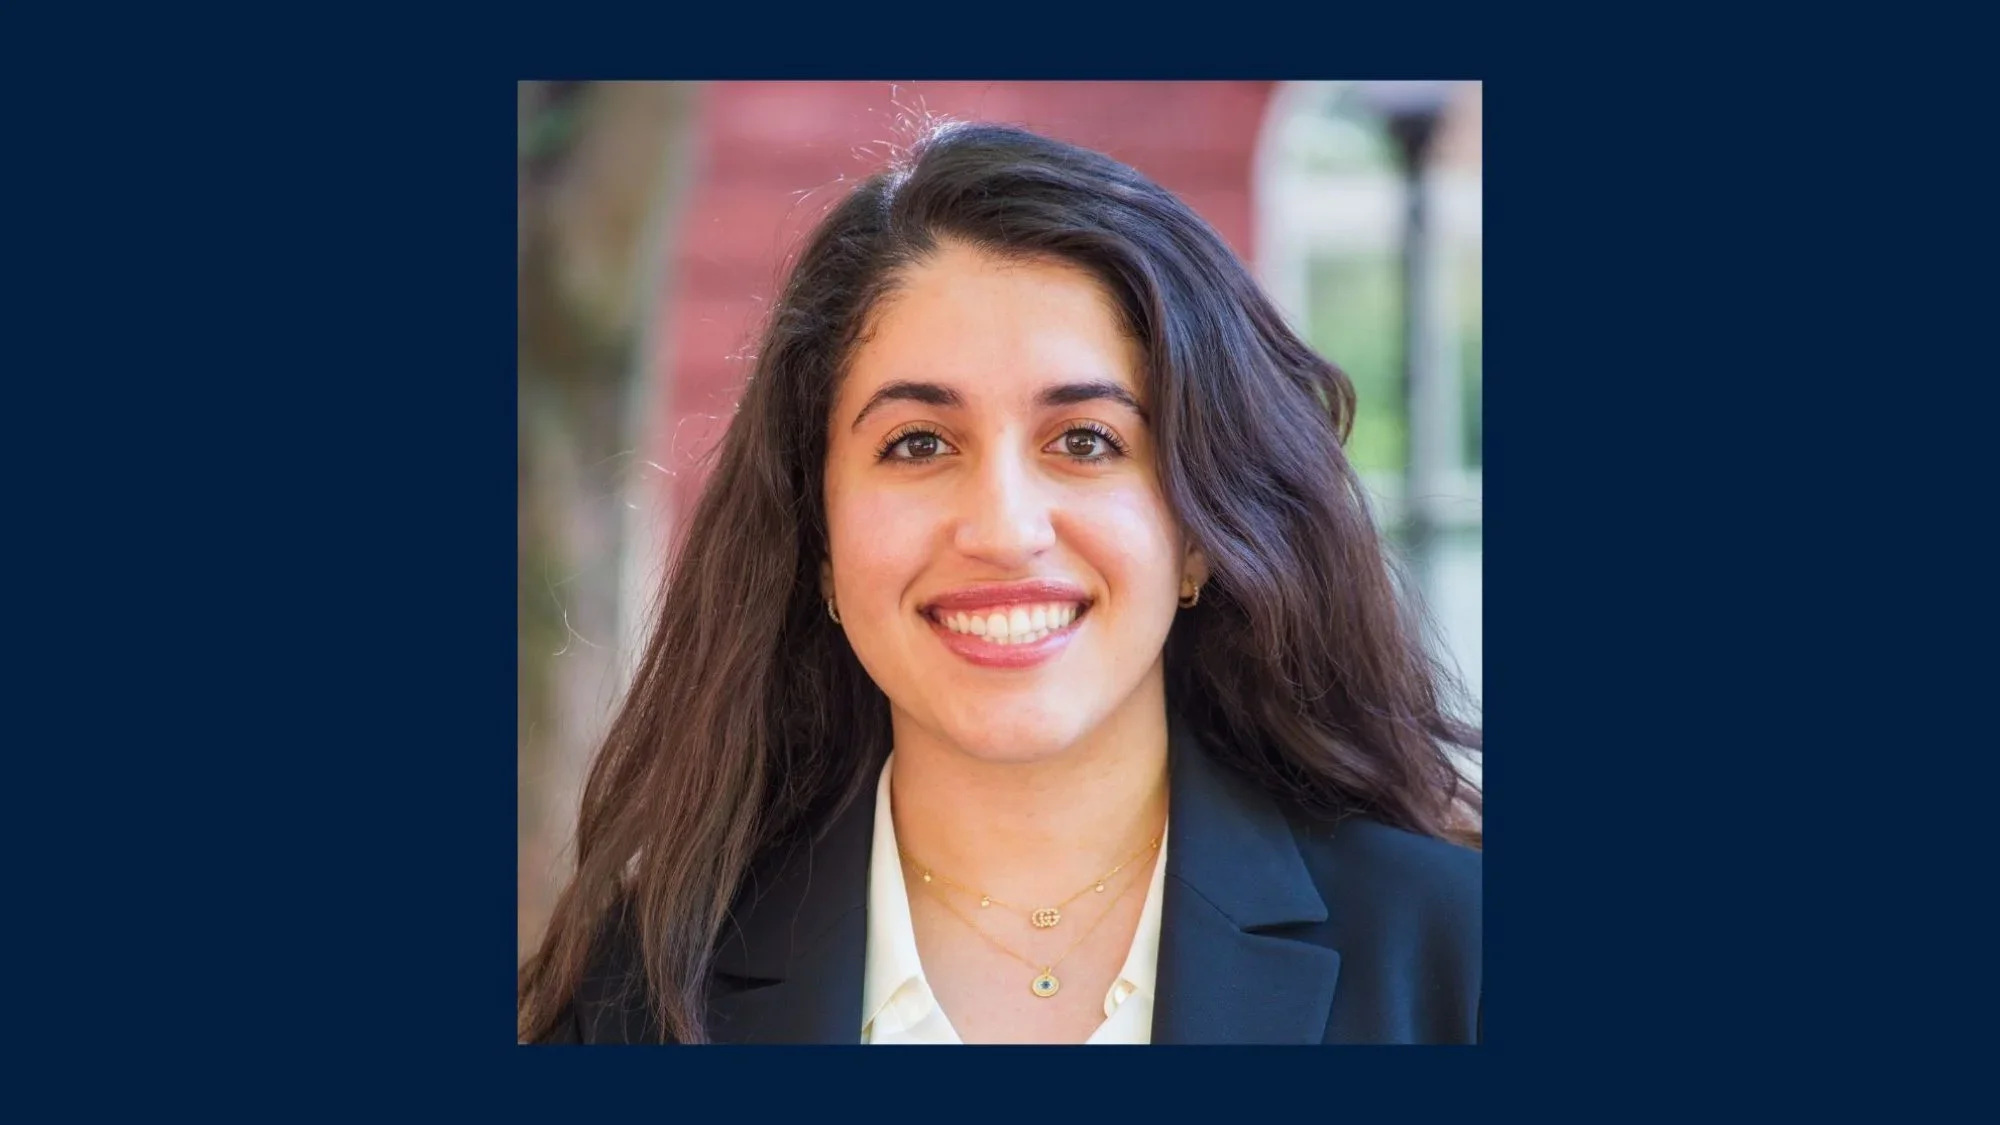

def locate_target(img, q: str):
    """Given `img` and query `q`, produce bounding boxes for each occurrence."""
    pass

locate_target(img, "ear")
[819,559,835,600]
[1183,542,1210,590]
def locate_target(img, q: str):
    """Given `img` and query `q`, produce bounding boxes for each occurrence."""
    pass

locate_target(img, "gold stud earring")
[827,597,842,625]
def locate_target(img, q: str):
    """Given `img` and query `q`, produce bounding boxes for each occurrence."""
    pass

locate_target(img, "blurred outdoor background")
[518,80,1483,959]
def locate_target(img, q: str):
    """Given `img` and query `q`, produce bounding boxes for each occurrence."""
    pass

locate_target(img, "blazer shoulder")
[1299,813,1482,1043]
[1330,814,1480,879]
[1292,811,1482,930]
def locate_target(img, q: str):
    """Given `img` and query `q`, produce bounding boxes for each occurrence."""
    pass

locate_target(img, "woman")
[519,120,1482,1045]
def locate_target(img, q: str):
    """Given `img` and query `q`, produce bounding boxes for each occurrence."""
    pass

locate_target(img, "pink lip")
[925,610,1083,669]
[922,579,1091,613]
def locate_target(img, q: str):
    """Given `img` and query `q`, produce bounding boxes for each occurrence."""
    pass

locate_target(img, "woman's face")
[823,241,1204,764]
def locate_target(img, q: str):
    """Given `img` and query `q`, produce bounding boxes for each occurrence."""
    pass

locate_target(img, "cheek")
[1065,483,1185,597]
[827,484,937,603]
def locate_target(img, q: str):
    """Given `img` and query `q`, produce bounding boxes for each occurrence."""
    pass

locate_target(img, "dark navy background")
[11,16,1905,1110]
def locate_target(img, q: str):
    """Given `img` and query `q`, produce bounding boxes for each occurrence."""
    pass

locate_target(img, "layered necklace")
[899,833,1160,930]
[900,833,1161,999]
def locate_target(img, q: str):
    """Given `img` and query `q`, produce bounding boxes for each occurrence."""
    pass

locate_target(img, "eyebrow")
[849,379,1145,431]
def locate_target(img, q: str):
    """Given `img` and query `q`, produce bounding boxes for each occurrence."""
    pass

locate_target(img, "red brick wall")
[646,81,1276,537]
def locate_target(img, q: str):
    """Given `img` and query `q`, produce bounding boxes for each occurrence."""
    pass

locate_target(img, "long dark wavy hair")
[519,120,1481,1044]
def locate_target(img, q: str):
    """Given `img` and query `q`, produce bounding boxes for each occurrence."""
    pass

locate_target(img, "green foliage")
[1307,253,1404,473]
[1307,247,1483,474]
[518,84,586,164]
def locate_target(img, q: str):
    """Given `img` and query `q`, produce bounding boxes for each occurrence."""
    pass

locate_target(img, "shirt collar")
[861,755,931,1040]
[1105,819,1167,1017]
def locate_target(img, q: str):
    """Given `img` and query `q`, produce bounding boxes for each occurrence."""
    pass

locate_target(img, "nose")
[952,443,1057,566]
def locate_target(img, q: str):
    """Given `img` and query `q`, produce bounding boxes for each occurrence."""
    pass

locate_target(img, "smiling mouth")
[922,600,1092,646]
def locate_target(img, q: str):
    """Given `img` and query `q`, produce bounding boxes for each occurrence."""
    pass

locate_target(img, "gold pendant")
[1031,972,1060,998]
[1030,907,1061,928]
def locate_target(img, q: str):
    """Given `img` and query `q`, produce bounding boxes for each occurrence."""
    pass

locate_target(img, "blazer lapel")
[704,773,878,1044]
[697,723,1340,1044]
[1152,718,1342,1044]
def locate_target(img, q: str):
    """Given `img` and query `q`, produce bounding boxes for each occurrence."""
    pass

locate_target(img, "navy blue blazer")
[548,718,1481,1044]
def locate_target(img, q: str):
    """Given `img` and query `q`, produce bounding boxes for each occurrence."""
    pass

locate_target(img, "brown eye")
[1050,424,1127,461]
[881,429,952,462]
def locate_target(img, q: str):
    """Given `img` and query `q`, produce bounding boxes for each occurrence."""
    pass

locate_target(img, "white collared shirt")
[860,754,1167,1044]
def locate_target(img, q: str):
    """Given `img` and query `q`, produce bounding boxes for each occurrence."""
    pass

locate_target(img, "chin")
[928,699,1099,764]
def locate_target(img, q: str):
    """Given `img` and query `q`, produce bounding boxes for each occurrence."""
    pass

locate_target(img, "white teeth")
[935,601,1086,639]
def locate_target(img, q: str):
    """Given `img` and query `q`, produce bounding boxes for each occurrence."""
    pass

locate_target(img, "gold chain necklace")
[899,834,1160,930]
[914,855,1149,998]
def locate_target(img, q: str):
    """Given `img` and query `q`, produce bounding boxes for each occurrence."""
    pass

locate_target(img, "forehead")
[844,242,1143,403]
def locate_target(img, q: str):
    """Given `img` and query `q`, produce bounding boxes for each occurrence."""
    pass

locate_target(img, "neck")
[886,681,1172,905]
